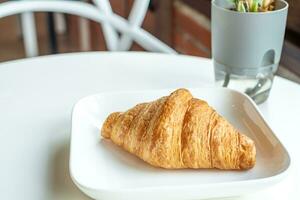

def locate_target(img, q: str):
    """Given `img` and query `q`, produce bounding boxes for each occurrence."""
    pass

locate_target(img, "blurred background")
[0,0,299,83]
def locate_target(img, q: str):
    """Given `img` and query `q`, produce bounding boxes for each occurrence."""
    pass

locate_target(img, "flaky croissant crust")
[101,89,256,170]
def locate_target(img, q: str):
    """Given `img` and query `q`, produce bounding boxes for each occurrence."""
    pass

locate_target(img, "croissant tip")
[239,134,256,169]
[101,112,121,139]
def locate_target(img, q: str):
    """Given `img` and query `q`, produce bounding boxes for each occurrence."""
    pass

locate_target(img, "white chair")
[0,0,176,57]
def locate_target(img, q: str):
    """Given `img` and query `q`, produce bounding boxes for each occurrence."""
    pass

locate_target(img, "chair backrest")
[93,0,150,51]
[0,0,176,57]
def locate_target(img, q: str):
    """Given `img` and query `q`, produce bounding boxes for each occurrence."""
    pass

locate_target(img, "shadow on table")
[49,138,91,200]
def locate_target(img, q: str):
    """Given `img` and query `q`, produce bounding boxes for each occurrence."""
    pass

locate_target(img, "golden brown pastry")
[101,89,256,170]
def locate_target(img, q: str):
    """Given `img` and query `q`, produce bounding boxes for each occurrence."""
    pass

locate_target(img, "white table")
[0,52,299,200]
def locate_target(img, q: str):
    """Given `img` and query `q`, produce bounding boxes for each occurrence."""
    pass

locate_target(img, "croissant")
[101,88,256,170]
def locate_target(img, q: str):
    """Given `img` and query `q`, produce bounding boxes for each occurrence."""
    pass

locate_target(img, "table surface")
[0,52,299,200]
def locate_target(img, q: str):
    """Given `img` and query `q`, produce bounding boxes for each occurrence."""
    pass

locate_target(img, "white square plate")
[70,88,290,200]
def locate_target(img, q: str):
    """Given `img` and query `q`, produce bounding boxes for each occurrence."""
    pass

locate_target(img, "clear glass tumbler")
[214,61,274,104]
